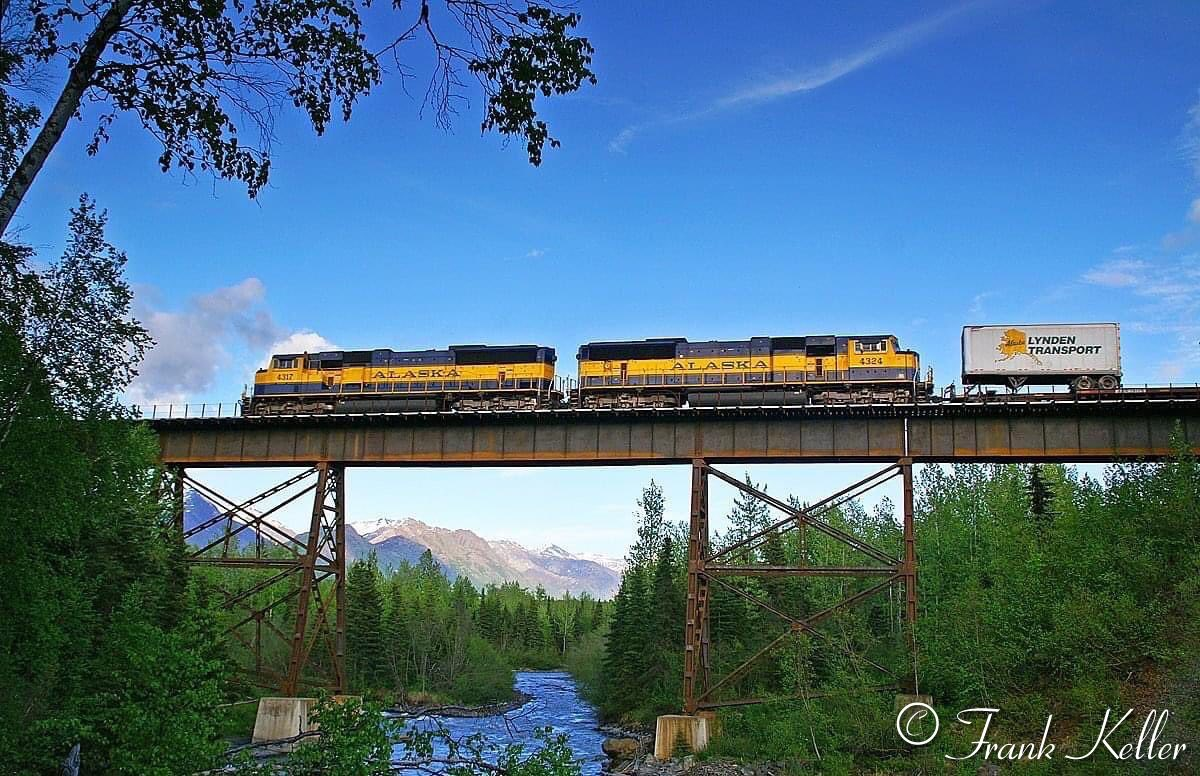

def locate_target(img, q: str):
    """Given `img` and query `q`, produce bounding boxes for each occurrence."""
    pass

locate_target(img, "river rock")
[603,736,641,760]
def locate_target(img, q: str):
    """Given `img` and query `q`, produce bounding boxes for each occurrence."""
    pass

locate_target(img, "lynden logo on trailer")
[669,360,771,371]
[997,329,1104,364]
[372,369,462,379]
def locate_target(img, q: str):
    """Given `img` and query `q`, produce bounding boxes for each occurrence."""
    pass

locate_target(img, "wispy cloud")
[1082,254,1200,378]
[1185,93,1200,180]
[1082,258,1149,288]
[525,248,545,259]
[1081,91,1200,380]
[967,291,995,319]
[609,1,996,152]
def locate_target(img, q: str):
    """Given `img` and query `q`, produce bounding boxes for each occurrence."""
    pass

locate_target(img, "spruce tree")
[602,574,636,705]
[383,579,412,690]
[628,480,667,569]
[346,553,387,689]
[725,475,773,561]
[650,536,683,679]
[1028,465,1054,529]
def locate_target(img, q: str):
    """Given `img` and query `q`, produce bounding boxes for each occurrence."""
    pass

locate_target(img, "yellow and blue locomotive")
[244,333,932,414]
[245,344,559,415]
[574,334,932,408]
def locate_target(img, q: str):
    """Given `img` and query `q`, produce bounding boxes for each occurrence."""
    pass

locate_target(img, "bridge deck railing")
[135,401,245,420]
[132,383,1200,421]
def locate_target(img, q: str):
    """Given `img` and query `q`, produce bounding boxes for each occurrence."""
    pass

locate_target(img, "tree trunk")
[0,0,133,237]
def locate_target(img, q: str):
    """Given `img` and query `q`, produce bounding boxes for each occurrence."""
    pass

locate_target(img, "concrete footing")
[894,693,933,712]
[252,697,317,749]
[654,715,710,759]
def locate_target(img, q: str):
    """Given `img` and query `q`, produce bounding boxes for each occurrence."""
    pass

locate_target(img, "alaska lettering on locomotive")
[372,369,462,379]
[671,360,770,371]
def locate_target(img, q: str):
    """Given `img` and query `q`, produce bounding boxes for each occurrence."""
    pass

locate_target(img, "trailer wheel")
[1097,375,1119,390]
[1073,375,1095,391]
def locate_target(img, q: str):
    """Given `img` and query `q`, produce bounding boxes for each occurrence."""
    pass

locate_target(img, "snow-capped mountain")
[536,544,625,575]
[352,518,620,598]
[182,495,620,598]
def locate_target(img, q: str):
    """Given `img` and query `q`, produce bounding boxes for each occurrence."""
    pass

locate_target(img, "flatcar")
[573,334,933,408]
[245,344,559,415]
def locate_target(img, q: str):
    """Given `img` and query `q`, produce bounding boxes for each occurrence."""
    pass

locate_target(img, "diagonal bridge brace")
[681,458,918,714]
[168,462,347,695]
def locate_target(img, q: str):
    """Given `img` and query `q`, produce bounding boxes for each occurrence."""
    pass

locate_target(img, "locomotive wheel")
[1073,375,1095,391]
[1098,374,1119,390]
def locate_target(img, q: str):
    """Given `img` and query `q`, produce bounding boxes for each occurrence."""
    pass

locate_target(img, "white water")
[393,671,608,775]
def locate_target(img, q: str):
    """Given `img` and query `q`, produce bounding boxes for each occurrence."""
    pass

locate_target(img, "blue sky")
[13,1,1200,556]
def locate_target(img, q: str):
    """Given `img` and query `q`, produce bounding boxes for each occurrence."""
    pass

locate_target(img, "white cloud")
[1082,254,1200,374]
[267,330,336,359]
[610,0,996,152]
[1081,91,1200,379]
[1185,94,1200,180]
[1082,256,1200,305]
[1082,258,1149,288]
[1157,361,1185,381]
[525,248,545,259]
[127,279,330,406]
[967,291,994,319]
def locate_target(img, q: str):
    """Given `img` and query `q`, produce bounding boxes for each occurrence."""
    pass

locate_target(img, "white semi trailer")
[961,323,1122,391]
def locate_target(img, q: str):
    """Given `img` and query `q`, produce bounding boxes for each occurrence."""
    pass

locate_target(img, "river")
[392,671,609,775]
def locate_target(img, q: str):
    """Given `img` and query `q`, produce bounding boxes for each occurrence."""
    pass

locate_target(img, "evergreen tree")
[346,553,386,688]
[383,580,413,689]
[724,475,773,561]
[627,480,667,569]
[0,207,225,773]
[650,536,683,678]
[1028,464,1054,529]
[601,574,636,706]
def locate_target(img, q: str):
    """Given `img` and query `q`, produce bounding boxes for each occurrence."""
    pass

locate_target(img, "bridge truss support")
[170,463,347,696]
[682,458,918,714]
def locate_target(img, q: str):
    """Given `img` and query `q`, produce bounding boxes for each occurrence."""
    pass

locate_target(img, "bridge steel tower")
[682,457,918,714]
[169,463,347,696]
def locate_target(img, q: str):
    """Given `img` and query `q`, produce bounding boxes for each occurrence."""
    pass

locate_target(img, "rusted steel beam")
[188,558,336,570]
[182,467,315,546]
[682,460,711,716]
[704,565,899,577]
[332,466,347,691]
[185,481,316,558]
[696,573,900,705]
[170,466,185,533]
[697,630,793,704]
[901,457,918,689]
[151,402,1200,467]
[696,684,898,710]
[705,463,899,565]
[713,466,903,562]
[284,464,337,695]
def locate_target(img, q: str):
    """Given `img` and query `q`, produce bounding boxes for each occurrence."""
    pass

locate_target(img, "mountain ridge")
[354,517,621,598]
[182,493,619,597]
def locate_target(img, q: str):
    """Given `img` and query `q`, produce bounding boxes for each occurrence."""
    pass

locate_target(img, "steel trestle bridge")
[150,388,1200,706]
